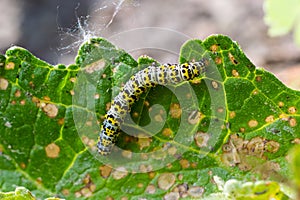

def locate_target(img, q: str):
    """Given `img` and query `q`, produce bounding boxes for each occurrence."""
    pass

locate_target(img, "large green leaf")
[0,35,298,199]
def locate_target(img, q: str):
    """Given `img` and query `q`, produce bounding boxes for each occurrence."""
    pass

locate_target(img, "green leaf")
[264,0,300,45]
[0,35,299,199]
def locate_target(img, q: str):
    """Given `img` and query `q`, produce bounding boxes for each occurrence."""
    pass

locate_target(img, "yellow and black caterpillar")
[97,59,207,155]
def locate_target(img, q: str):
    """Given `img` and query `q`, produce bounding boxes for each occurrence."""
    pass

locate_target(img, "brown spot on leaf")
[278,101,284,107]
[106,102,111,111]
[288,106,297,114]
[137,133,152,150]
[228,53,238,65]
[62,189,70,196]
[215,57,222,65]
[210,44,219,52]
[248,119,258,128]
[229,111,236,119]
[70,90,75,96]
[14,90,21,97]
[194,132,210,148]
[157,173,176,190]
[70,77,76,83]
[187,186,204,198]
[112,167,128,180]
[179,159,190,169]
[85,59,106,74]
[289,118,297,127]
[20,162,26,169]
[43,104,58,118]
[167,146,177,155]
[100,165,112,178]
[148,171,156,179]
[211,80,219,89]
[265,115,275,123]
[265,141,280,153]
[20,100,26,105]
[188,110,201,124]
[256,76,262,82]
[164,192,180,200]
[0,78,8,90]
[252,89,259,95]
[45,143,60,158]
[170,103,181,119]
[292,138,300,144]
[43,96,51,101]
[94,93,100,99]
[58,118,65,125]
[231,69,239,77]
[121,150,132,159]
[162,128,173,137]
[146,184,156,194]
[154,114,163,122]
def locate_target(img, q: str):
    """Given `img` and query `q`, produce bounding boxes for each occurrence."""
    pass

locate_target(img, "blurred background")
[0,0,299,89]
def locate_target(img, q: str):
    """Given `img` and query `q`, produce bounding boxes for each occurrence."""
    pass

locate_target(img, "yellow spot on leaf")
[5,62,15,70]
[45,143,60,158]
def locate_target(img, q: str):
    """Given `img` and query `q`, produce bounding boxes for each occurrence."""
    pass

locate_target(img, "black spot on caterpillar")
[97,59,207,155]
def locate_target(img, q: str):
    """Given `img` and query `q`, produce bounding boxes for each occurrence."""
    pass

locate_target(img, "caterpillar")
[97,58,207,155]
